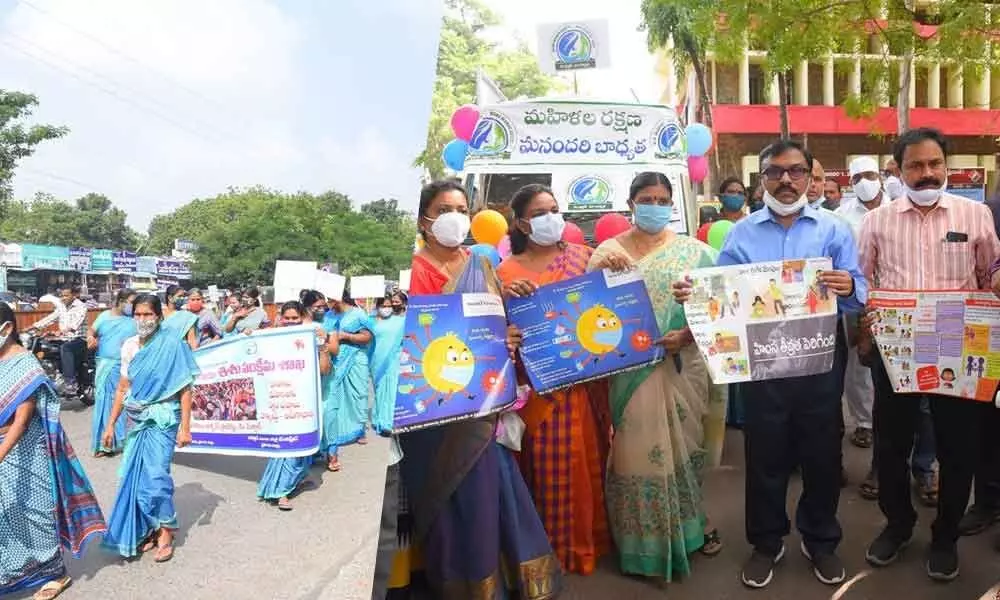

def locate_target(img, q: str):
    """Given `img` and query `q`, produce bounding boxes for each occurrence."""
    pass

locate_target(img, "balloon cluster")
[695,219,733,251]
[685,123,713,184]
[442,104,480,172]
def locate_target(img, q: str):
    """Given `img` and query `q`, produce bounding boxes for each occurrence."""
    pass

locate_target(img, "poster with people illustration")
[179,325,322,457]
[869,290,1000,402]
[393,293,517,432]
[683,257,839,383]
[506,268,664,394]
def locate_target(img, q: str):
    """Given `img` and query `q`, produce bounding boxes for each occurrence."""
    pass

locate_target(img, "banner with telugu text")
[177,325,322,457]
[869,289,1000,402]
[684,257,839,384]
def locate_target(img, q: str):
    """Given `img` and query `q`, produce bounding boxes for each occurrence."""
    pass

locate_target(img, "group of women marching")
[375,174,727,600]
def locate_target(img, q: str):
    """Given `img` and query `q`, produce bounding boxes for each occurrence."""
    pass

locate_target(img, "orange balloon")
[470,209,508,246]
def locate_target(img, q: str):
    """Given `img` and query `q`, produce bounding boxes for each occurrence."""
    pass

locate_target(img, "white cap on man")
[849,156,879,178]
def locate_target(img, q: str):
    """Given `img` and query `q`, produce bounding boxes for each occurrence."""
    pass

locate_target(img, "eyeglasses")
[762,165,809,181]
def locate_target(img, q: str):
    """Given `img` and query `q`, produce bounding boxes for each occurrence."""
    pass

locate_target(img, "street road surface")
[12,400,390,600]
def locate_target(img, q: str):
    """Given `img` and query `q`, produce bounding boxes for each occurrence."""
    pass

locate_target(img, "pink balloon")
[594,213,631,244]
[497,235,511,258]
[688,155,709,183]
[451,104,481,143]
[562,222,585,245]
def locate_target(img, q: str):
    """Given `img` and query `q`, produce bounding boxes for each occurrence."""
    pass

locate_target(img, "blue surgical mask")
[440,364,475,385]
[720,194,745,211]
[593,329,622,347]
[122,304,133,317]
[633,203,673,234]
[173,297,186,310]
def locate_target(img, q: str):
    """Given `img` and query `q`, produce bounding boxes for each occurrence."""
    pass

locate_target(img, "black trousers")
[871,355,983,548]
[971,399,1000,511]
[371,462,401,600]
[744,327,847,556]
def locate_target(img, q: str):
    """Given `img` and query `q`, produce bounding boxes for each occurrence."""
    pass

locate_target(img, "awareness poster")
[178,325,322,457]
[684,257,839,383]
[507,269,663,394]
[869,290,1000,402]
[393,293,516,433]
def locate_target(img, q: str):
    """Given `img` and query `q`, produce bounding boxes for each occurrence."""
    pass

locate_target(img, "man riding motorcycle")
[29,286,89,395]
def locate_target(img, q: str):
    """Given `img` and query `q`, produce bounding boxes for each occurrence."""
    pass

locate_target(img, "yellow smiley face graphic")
[575,305,623,355]
[421,332,476,394]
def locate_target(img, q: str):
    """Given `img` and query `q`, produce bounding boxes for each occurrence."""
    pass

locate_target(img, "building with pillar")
[654,16,1000,195]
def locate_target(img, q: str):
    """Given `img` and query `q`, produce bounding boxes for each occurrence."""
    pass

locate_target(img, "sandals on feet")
[851,427,873,449]
[700,528,723,556]
[859,474,879,500]
[139,535,157,553]
[326,459,341,472]
[277,497,293,511]
[154,543,174,563]
[917,475,939,507]
[32,577,71,600]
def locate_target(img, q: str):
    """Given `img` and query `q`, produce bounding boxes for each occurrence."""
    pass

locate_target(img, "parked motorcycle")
[21,332,96,407]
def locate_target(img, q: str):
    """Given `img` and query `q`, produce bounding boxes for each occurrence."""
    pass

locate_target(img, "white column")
[973,66,991,109]
[794,60,809,105]
[991,68,1000,109]
[849,58,862,98]
[768,72,780,105]
[823,57,835,106]
[927,63,941,108]
[947,64,964,109]
[738,49,750,105]
[711,59,718,103]
[908,58,917,109]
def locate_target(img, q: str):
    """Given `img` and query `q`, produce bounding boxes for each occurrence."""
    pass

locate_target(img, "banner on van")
[464,101,687,168]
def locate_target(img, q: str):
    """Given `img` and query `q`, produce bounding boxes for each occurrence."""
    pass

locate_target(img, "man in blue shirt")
[675,140,866,590]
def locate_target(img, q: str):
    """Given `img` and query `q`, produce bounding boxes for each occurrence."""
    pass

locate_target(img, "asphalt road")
[12,399,390,600]
[562,427,1000,600]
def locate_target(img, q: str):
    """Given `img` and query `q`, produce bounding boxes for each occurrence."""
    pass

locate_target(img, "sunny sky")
[0,0,443,230]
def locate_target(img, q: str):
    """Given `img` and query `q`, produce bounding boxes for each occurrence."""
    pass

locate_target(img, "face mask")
[905,180,946,207]
[187,300,204,312]
[122,304,133,317]
[173,297,186,310]
[0,322,11,347]
[525,213,565,246]
[884,176,904,200]
[440,364,475,385]
[136,319,158,339]
[633,203,673,234]
[427,212,471,248]
[763,190,808,217]
[720,194,744,211]
[378,307,394,318]
[311,307,328,321]
[853,179,882,203]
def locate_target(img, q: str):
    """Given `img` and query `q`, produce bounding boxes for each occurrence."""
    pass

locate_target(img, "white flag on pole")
[475,68,507,105]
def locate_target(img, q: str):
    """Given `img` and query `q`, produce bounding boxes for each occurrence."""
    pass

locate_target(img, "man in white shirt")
[31,286,88,394]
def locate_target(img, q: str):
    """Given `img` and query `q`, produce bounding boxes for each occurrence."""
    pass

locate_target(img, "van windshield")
[478,173,553,216]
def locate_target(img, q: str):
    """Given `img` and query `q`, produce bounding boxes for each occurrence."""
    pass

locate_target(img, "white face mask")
[905,179,946,207]
[884,176,904,200]
[136,318,158,339]
[763,190,808,217]
[853,178,883,203]
[427,212,471,248]
[378,307,393,318]
[525,213,565,246]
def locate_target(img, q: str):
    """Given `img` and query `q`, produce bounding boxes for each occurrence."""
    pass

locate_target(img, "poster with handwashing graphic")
[392,293,516,433]
[683,257,839,384]
[869,289,1000,402]
[506,269,664,395]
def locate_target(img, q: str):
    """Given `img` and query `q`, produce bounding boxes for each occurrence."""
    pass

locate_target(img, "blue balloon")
[442,139,469,171]
[469,243,501,267]
[685,123,713,157]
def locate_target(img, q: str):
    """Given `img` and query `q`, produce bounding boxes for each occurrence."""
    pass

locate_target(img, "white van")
[461,98,696,240]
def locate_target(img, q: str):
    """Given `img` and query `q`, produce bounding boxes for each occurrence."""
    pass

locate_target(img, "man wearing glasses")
[674,139,866,589]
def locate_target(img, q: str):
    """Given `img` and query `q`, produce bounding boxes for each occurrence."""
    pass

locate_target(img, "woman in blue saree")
[161,285,198,349]
[87,288,137,457]
[184,289,222,347]
[370,293,406,435]
[321,290,373,472]
[257,296,336,510]
[101,293,200,563]
[0,303,107,600]
[381,179,561,599]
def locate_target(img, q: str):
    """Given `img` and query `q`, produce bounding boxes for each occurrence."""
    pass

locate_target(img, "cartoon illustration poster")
[683,257,839,383]
[869,290,1000,402]
[506,269,664,395]
[393,293,517,433]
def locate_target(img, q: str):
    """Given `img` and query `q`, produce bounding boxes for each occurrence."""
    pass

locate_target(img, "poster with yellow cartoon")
[683,257,839,383]
[506,269,663,394]
[393,293,516,432]
[869,290,1000,403]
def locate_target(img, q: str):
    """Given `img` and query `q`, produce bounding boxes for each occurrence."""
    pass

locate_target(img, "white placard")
[536,20,611,75]
[349,275,386,299]
[273,260,317,303]
[399,269,412,292]
[206,285,220,302]
[314,270,346,301]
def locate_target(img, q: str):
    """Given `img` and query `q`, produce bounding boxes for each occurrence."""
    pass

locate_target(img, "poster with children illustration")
[869,290,1000,402]
[683,257,839,384]
[393,293,517,433]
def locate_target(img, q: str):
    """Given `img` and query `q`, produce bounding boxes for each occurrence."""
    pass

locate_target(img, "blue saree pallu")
[101,329,200,557]
[0,353,106,595]
[257,457,312,500]
[370,315,405,435]
[321,308,373,457]
[162,311,199,342]
[92,311,137,454]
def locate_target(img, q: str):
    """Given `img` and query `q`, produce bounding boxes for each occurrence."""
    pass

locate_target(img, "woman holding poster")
[257,298,335,511]
[588,172,726,584]
[370,294,406,435]
[100,294,199,563]
[496,183,614,576]
[87,288,137,456]
[382,180,561,599]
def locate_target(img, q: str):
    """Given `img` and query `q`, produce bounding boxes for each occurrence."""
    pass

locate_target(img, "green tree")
[0,91,68,215]
[0,191,141,248]
[361,198,410,229]
[416,0,558,178]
